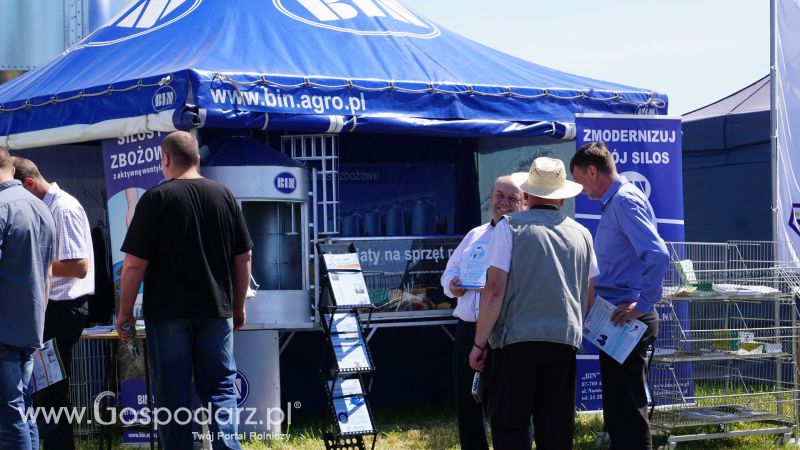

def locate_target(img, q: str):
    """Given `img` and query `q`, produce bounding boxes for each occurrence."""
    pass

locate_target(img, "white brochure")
[583,296,647,364]
[458,238,490,289]
[330,332,372,371]
[323,253,362,271]
[328,378,373,434]
[328,271,372,307]
[31,339,66,393]
[324,312,360,334]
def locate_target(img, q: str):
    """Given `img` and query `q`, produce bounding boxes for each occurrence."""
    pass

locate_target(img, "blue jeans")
[0,343,38,449]
[146,318,241,450]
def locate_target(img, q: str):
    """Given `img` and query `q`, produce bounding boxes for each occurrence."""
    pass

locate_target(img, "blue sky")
[402,0,769,116]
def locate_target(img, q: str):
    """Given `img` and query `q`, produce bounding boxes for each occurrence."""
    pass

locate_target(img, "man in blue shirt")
[570,142,669,450]
[0,147,56,450]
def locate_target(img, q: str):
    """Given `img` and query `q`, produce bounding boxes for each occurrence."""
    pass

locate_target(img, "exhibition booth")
[0,0,668,436]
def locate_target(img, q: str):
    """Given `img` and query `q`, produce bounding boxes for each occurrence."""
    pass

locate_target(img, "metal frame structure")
[649,241,800,449]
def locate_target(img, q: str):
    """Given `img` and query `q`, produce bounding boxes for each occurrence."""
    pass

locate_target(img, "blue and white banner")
[574,114,684,238]
[776,0,800,263]
[102,131,167,445]
[101,131,166,319]
[574,113,684,410]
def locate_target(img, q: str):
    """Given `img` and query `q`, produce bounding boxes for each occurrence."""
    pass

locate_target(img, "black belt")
[48,295,91,305]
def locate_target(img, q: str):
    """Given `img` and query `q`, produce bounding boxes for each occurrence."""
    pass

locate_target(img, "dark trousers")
[453,320,490,450]
[490,341,576,450]
[599,312,658,450]
[37,297,89,450]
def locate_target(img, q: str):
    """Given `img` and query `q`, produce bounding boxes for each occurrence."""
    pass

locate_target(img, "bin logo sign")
[788,203,800,238]
[274,0,440,38]
[275,172,297,194]
[235,370,250,406]
[152,86,177,111]
[77,0,203,48]
[620,171,652,199]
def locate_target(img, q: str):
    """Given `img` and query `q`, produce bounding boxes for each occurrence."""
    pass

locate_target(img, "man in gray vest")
[470,157,598,450]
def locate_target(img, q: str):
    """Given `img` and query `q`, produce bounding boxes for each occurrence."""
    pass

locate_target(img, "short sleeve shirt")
[0,180,56,348]
[488,215,600,277]
[43,183,95,300]
[121,178,252,320]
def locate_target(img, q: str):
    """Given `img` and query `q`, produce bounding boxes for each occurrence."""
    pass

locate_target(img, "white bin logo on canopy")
[152,86,178,111]
[274,0,440,38]
[74,0,203,49]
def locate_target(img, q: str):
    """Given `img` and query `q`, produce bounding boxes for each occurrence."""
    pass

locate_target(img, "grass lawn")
[77,400,794,449]
[253,403,787,450]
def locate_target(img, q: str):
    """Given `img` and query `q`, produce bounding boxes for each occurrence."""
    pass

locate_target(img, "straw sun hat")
[510,157,583,200]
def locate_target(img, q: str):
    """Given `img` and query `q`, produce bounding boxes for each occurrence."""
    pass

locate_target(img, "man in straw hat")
[470,157,598,449]
[570,142,668,450]
[441,174,525,450]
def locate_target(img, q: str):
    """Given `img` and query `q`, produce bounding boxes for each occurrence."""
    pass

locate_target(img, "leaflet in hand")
[458,239,490,289]
[31,339,65,393]
[583,296,646,364]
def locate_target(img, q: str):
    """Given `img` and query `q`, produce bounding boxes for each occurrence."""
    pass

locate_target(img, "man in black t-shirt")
[116,131,252,450]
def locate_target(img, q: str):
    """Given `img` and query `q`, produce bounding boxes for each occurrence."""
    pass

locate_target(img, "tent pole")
[771,0,778,243]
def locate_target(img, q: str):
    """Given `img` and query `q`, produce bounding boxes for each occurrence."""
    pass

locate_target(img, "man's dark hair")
[11,156,43,181]
[570,141,615,175]
[0,147,10,169]
[162,131,200,167]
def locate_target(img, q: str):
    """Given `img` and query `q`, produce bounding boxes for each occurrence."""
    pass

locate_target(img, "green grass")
[295,400,791,449]
[76,400,795,449]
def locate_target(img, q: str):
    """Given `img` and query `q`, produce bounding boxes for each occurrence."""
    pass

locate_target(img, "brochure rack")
[318,243,377,450]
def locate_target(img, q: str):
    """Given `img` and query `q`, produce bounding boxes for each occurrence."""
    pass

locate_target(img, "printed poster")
[574,114,686,410]
[101,131,165,319]
[101,131,165,444]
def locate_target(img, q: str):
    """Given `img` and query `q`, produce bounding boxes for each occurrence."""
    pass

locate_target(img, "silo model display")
[202,136,312,434]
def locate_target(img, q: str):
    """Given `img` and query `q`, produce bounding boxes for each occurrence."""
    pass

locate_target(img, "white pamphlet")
[31,339,66,393]
[330,332,372,371]
[328,379,373,434]
[324,312,360,334]
[323,253,362,271]
[328,271,372,307]
[458,239,490,289]
[583,296,647,364]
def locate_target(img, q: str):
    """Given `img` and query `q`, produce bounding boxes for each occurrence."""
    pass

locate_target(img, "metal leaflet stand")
[317,242,377,450]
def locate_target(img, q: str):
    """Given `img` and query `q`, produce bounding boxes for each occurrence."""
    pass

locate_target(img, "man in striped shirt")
[13,157,94,450]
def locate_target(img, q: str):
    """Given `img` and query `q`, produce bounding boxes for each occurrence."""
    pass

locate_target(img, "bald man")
[441,174,524,450]
[116,131,252,450]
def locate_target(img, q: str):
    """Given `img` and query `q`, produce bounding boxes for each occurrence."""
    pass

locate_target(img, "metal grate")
[282,134,339,236]
[649,241,800,445]
[69,338,116,445]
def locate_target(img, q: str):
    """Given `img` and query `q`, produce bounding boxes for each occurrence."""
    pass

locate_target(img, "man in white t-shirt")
[469,157,598,450]
[441,174,524,450]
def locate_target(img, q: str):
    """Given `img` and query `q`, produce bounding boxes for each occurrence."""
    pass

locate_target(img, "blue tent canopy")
[0,0,667,149]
